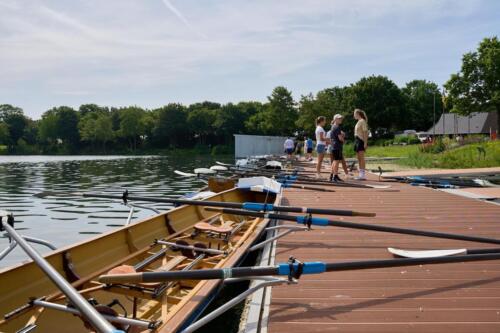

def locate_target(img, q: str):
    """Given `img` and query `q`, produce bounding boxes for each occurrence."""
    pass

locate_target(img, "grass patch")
[343,143,419,158]
[398,141,500,169]
[365,144,420,158]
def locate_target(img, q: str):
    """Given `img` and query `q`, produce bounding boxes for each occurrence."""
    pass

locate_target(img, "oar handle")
[99,253,500,283]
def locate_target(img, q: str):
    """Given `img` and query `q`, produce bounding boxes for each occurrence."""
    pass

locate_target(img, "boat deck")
[266,173,500,332]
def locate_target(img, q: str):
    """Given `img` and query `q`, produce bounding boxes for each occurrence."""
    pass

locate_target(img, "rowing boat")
[0,187,278,333]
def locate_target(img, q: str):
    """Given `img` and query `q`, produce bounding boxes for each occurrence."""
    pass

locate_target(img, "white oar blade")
[174,170,197,177]
[194,168,216,175]
[367,184,391,189]
[210,165,228,171]
[388,247,467,259]
[216,161,232,166]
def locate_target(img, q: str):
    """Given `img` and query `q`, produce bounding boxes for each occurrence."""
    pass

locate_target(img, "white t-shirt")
[315,126,326,145]
[326,130,332,147]
[284,139,294,149]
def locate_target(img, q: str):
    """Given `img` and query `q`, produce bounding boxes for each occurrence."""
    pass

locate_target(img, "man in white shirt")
[284,137,294,159]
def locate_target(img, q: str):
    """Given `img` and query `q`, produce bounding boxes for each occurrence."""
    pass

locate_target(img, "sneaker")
[333,175,343,182]
[354,176,366,181]
[329,173,333,181]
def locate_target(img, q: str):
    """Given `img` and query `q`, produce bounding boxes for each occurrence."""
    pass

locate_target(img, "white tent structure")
[234,134,290,158]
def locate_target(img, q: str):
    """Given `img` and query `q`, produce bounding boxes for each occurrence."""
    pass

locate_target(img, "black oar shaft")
[84,193,246,208]
[207,207,500,245]
[325,252,500,271]
[82,193,374,217]
[99,252,500,283]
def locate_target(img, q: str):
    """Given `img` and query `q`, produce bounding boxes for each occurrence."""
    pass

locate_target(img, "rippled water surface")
[0,155,233,268]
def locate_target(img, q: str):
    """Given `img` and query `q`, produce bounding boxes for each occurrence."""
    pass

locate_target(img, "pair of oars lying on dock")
[78,192,500,285]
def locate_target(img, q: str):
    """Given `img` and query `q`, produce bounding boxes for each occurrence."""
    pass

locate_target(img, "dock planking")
[267,173,500,333]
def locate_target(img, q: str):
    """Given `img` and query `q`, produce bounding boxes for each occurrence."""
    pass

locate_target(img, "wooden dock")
[264,174,500,332]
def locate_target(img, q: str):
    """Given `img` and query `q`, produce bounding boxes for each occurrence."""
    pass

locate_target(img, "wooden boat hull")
[0,188,278,333]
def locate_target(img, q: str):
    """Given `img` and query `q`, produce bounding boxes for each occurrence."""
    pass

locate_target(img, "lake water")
[0,154,233,268]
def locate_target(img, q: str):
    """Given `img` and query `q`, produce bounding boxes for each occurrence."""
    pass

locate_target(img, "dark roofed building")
[427,112,498,135]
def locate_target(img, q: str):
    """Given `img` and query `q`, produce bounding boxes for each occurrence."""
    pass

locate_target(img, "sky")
[0,0,499,119]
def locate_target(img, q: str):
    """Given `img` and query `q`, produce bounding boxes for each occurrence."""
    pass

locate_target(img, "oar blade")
[387,247,467,259]
[215,161,232,166]
[210,165,228,171]
[194,168,216,175]
[174,170,197,177]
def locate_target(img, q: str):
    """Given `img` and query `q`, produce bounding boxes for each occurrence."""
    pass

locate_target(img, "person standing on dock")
[353,109,369,180]
[305,136,313,161]
[315,116,329,178]
[329,114,345,182]
[326,125,333,165]
[284,137,295,160]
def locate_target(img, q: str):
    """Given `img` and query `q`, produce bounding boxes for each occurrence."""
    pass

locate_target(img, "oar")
[176,169,337,193]
[99,252,500,284]
[388,247,500,258]
[82,192,375,217]
[0,221,123,333]
[204,207,500,245]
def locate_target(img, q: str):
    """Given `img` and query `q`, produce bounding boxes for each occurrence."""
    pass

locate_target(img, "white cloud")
[0,0,496,117]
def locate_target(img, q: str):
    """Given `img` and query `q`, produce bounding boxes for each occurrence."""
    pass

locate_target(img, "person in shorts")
[315,116,329,178]
[329,114,345,182]
[353,109,369,180]
[305,136,313,161]
[284,137,294,159]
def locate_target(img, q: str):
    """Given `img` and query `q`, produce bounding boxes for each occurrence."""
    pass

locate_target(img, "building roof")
[427,112,498,135]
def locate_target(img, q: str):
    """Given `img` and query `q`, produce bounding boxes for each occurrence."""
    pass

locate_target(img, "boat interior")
[0,188,277,333]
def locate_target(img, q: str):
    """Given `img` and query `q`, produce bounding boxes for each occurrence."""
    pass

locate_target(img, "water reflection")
[0,155,232,268]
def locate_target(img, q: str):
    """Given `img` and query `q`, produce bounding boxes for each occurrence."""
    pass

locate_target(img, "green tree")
[118,106,146,150]
[187,101,221,144]
[214,103,248,142]
[79,113,113,150]
[349,76,404,136]
[38,112,59,145]
[54,106,80,148]
[444,36,500,127]
[188,107,216,144]
[402,80,442,131]
[0,122,9,144]
[153,104,187,147]
[94,113,114,151]
[0,104,28,148]
[266,86,297,135]
[296,87,352,136]
[79,104,109,117]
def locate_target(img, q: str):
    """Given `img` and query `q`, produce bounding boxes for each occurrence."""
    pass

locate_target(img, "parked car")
[417,132,431,143]
[403,129,417,135]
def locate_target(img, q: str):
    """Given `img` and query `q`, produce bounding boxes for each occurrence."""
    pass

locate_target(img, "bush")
[393,135,420,145]
[407,135,421,145]
[211,144,233,156]
[420,139,446,154]
[342,143,355,158]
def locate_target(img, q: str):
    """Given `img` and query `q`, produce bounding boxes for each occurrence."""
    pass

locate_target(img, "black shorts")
[332,149,343,161]
[306,148,313,153]
[354,137,365,152]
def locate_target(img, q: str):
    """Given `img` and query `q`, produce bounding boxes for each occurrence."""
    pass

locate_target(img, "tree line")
[1,37,497,154]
